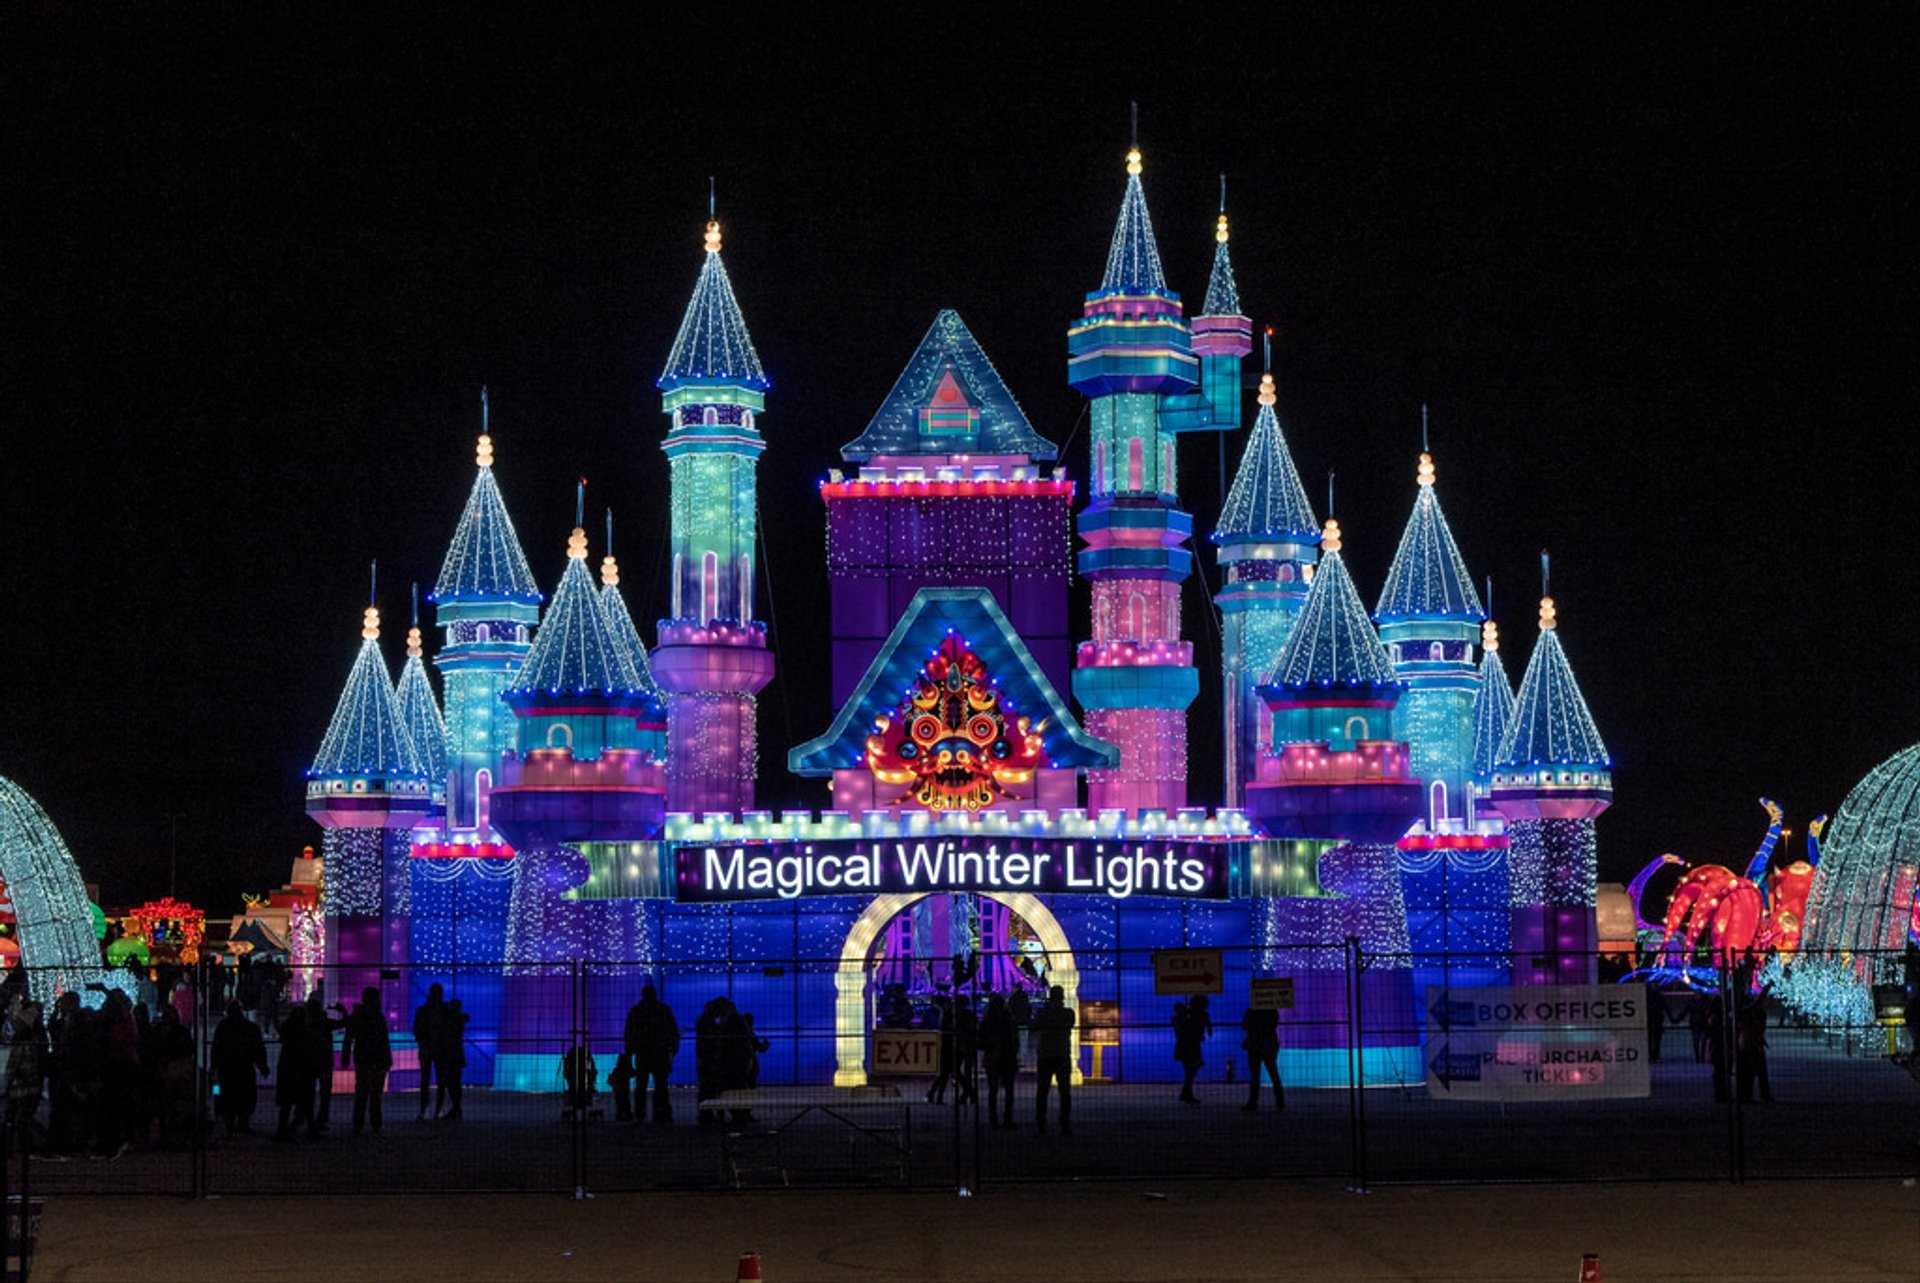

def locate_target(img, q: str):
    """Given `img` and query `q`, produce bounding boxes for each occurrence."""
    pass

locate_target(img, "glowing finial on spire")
[704,220,722,254]
[1321,518,1343,554]
[406,625,423,658]
[362,606,380,641]
[601,507,618,585]
[1257,371,1277,408]
[1482,618,1500,652]
[1539,550,1555,630]
[1539,596,1557,631]
[1417,451,1436,487]
[476,387,494,467]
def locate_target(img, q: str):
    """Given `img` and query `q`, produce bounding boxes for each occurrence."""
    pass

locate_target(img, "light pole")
[166,812,185,899]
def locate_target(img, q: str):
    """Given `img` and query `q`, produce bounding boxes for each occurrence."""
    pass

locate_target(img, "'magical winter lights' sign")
[673,838,1231,903]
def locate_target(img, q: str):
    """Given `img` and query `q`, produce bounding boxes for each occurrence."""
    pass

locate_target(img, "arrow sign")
[1152,949,1224,996]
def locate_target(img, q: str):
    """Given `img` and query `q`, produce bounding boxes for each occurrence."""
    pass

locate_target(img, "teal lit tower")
[1212,364,1319,805]
[429,406,542,838]
[1374,445,1485,830]
[1162,189,1253,433]
[1069,138,1202,814]
[306,600,430,994]
[1492,587,1613,984]
[395,586,449,816]
[1468,610,1516,822]
[651,213,774,816]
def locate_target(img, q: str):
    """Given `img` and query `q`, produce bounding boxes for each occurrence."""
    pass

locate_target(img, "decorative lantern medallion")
[865,635,1045,811]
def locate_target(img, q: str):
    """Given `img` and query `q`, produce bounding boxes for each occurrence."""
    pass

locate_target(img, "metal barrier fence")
[0,947,1910,1198]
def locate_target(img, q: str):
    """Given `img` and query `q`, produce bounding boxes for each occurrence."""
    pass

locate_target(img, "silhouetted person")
[1706,993,1730,1103]
[694,997,736,1129]
[952,999,978,1106]
[979,993,1019,1127]
[623,984,680,1125]
[5,1000,46,1156]
[1033,985,1074,1136]
[211,1001,268,1137]
[1173,994,1211,1104]
[1645,985,1668,1063]
[1736,987,1774,1104]
[153,1002,195,1146]
[435,998,468,1119]
[926,995,955,1104]
[95,990,141,1158]
[339,987,392,1135]
[1240,1003,1284,1111]
[1689,991,1712,1063]
[411,983,447,1121]
[743,1013,769,1090]
[1008,986,1032,1067]
[304,991,345,1135]
[274,1005,315,1140]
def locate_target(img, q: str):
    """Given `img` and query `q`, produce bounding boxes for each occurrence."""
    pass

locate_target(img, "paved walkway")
[28,1176,1918,1281]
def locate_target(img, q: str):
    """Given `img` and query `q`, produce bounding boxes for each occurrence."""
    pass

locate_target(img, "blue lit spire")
[431,416,541,606]
[1269,521,1400,691]
[841,310,1054,460]
[509,524,642,698]
[658,217,767,394]
[395,591,449,791]
[309,605,428,781]
[1375,450,1484,621]
[1470,619,1516,779]
[1200,182,1241,317]
[1100,140,1169,296]
[1213,380,1319,544]
[1495,596,1610,769]
[596,516,666,704]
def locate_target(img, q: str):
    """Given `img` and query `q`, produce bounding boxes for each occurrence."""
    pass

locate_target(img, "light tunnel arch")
[833,891,1082,1087]
[0,774,113,1008]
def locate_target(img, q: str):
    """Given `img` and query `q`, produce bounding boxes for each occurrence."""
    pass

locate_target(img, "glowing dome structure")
[1786,739,1920,1031]
[0,772,114,1006]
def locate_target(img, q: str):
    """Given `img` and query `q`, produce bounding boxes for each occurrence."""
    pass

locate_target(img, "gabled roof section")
[598,581,667,704]
[431,464,542,605]
[1200,235,1240,317]
[309,632,427,780]
[1269,548,1400,691]
[508,550,642,697]
[1495,626,1610,769]
[1101,169,1169,296]
[842,310,1054,461]
[658,238,767,393]
[791,588,1117,775]
[1470,645,1516,779]
[1214,400,1318,543]
[395,651,449,785]
[1376,479,1484,622]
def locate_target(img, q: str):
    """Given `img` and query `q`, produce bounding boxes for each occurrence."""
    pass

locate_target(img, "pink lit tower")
[650,211,774,816]
[1489,567,1612,984]
[1068,135,1202,813]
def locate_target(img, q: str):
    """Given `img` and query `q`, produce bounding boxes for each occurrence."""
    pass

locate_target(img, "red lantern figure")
[865,635,1045,812]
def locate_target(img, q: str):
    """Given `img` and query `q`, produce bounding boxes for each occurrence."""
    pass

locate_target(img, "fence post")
[572,958,588,1200]
[1345,935,1368,1192]
[1720,960,1742,1185]
[194,958,210,1198]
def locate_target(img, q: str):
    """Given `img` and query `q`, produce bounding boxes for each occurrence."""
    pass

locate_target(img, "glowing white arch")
[0,775,114,1008]
[833,891,1081,1087]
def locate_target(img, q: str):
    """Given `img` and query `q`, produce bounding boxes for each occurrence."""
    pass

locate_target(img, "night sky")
[5,8,1914,914]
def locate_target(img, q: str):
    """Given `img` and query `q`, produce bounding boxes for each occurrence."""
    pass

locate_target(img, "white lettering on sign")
[1424,983,1651,1101]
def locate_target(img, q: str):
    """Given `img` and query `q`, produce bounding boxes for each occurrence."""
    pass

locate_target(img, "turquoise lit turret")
[491,515,667,851]
[1492,586,1612,984]
[306,600,429,984]
[1164,182,1253,434]
[1375,443,1485,830]
[395,587,449,814]
[1212,364,1320,803]
[429,399,541,837]
[1070,130,1201,814]
[1468,615,1516,821]
[652,210,775,816]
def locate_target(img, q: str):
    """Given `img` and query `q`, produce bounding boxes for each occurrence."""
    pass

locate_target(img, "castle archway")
[833,891,1080,1087]
[0,774,111,1007]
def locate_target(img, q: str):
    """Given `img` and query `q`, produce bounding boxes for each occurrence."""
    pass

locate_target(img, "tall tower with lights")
[1491,586,1612,984]
[1374,446,1485,831]
[306,601,430,998]
[429,405,542,838]
[1068,137,1201,813]
[651,214,774,816]
[395,587,449,818]
[1212,364,1320,805]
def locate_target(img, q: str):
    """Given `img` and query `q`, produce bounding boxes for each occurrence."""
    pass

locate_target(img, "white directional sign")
[1424,983,1650,1101]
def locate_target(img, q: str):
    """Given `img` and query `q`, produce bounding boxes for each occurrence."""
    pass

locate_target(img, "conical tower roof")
[1470,628,1516,779]
[1100,150,1169,295]
[1200,228,1240,317]
[597,568,667,705]
[1375,454,1484,621]
[1269,524,1400,691]
[658,221,767,393]
[310,608,428,780]
[1495,601,1610,769]
[509,529,642,697]
[1214,381,1318,544]
[841,310,1054,460]
[431,437,541,606]
[395,627,449,787]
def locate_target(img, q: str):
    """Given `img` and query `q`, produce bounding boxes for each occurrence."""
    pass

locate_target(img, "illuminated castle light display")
[300,133,1618,1088]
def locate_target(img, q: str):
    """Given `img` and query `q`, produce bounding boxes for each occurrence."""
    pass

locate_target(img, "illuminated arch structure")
[0,772,115,1007]
[833,891,1080,1086]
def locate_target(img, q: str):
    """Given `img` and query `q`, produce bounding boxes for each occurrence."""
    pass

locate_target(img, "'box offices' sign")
[674,838,1232,903]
